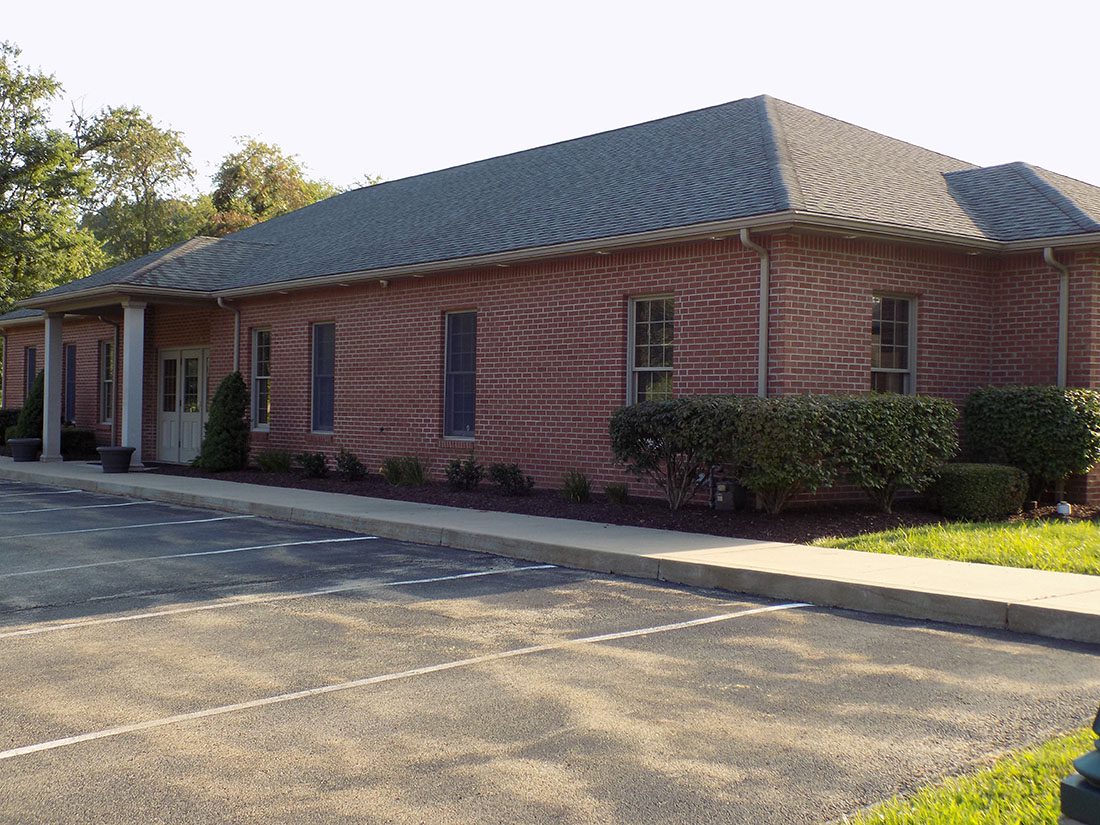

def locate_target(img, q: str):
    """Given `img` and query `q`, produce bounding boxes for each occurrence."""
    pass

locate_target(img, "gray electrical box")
[713,480,738,511]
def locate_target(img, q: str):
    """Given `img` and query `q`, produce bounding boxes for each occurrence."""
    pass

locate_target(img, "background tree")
[0,43,104,310]
[205,138,340,235]
[81,107,204,263]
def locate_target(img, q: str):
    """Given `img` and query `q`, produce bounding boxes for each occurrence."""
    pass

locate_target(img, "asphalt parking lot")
[0,479,1097,824]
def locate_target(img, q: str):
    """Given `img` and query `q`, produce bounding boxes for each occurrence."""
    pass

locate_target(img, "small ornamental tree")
[609,396,737,510]
[193,371,249,471]
[13,371,44,439]
[964,386,1100,498]
[832,394,959,512]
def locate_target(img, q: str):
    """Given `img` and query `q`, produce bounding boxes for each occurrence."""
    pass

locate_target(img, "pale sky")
[6,0,1100,193]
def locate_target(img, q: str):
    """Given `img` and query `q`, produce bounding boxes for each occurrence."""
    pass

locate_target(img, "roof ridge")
[759,96,805,210]
[1010,162,1100,233]
[121,237,217,284]
[339,96,774,195]
[766,96,979,170]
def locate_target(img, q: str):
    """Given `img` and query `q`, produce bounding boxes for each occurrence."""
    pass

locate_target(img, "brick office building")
[2,96,1099,498]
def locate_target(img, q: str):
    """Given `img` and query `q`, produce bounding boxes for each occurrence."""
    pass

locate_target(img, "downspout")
[217,297,241,373]
[1043,247,1069,388]
[98,316,120,447]
[740,228,770,397]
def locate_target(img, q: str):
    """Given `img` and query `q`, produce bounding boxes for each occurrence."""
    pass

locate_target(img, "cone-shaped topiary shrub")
[193,371,250,471]
[13,372,44,439]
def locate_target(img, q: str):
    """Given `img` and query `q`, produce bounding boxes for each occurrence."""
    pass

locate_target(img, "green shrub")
[831,394,959,512]
[609,396,737,510]
[193,372,250,472]
[256,449,293,473]
[335,448,367,481]
[445,454,483,491]
[60,428,97,459]
[562,469,591,503]
[604,482,630,505]
[0,409,20,444]
[13,372,44,439]
[380,456,425,486]
[964,386,1100,497]
[727,395,839,515]
[930,462,1028,520]
[489,463,534,495]
[295,451,328,478]
[3,425,18,444]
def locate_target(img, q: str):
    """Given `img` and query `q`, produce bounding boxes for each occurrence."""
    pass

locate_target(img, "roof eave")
[214,211,1005,299]
[14,214,1096,309]
[1001,231,1100,252]
[16,286,213,313]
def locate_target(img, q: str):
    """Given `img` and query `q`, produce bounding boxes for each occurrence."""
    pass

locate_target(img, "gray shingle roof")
[767,98,986,237]
[946,162,1100,241]
[9,94,1100,315]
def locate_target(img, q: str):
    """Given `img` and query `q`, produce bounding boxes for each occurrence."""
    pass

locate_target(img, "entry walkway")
[1,457,1097,645]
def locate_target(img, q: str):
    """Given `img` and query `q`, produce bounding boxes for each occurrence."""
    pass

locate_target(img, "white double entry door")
[157,347,209,464]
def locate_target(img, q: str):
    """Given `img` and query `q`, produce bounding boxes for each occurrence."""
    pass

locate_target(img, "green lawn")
[843,728,1092,824]
[817,520,1100,575]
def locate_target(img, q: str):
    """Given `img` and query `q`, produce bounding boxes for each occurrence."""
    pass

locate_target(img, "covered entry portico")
[29,287,221,469]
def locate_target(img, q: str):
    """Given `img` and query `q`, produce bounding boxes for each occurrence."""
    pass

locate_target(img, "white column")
[40,313,64,462]
[121,302,146,467]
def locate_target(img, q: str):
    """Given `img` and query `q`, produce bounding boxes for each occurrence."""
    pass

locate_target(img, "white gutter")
[1043,247,1070,388]
[210,213,1011,301]
[217,297,242,372]
[9,213,1099,311]
[740,228,770,398]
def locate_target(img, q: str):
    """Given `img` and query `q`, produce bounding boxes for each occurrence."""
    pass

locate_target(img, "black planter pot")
[9,438,42,463]
[97,446,135,474]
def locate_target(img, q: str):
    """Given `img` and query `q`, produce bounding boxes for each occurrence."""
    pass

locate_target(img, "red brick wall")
[2,318,122,446]
[225,238,763,487]
[768,233,993,400]
[6,236,1099,502]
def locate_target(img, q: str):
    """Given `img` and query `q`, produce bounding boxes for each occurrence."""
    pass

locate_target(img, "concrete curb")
[1,462,1098,647]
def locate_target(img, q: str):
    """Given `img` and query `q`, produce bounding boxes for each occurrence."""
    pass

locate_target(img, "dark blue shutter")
[444,312,477,437]
[25,348,36,398]
[312,323,335,432]
[64,344,77,423]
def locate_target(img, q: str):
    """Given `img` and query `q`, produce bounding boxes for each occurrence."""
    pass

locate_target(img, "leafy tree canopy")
[206,138,340,235]
[0,42,104,310]
[80,106,201,262]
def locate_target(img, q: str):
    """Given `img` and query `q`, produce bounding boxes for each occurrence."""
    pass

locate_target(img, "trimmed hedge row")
[964,386,1100,498]
[610,394,959,513]
[929,463,1028,520]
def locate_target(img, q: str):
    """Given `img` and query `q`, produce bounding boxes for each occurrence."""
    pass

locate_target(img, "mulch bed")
[150,465,1099,544]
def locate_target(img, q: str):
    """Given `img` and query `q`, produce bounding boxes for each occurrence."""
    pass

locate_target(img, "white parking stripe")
[0,489,82,500]
[0,564,557,639]
[0,602,808,761]
[0,501,152,516]
[2,535,380,578]
[0,515,254,541]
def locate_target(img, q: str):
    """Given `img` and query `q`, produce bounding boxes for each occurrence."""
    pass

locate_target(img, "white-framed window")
[627,295,674,403]
[871,295,916,394]
[311,322,335,433]
[99,340,115,424]
[443,311,477,438]
[252,329,271,431]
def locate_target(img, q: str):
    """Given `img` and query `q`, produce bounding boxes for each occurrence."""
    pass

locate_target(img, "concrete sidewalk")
[1,457,1098,645]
